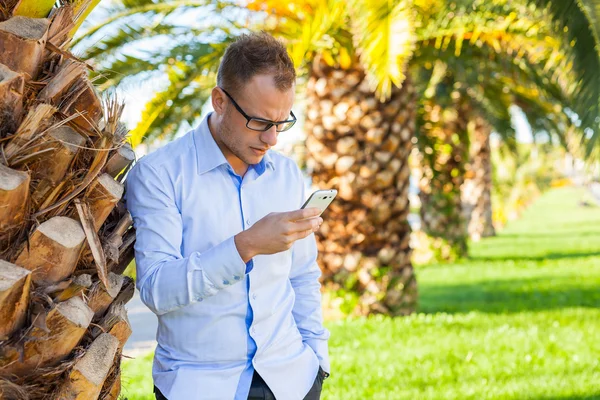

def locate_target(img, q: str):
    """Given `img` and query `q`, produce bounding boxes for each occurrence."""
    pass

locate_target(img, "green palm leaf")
[73,0,215,47]
[349,0,415,100]
[534,0,600,152]
[127,42,225,145]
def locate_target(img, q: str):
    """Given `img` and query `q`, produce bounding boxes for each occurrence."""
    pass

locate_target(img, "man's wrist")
[235,230,256,263]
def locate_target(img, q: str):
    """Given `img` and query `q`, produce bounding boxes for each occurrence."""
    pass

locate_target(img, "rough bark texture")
[305,57,418,316]
[14,216,86,285]
[0,297,94,376]
[0,164,29,232]
[416,82,469,261]
[462,115,495,241]
[0,261,31,340]
[0,16,49,80]
[29,125,86,208]
[104,142,135,178]
[54,333,119,400]
[0,4,135,399]
[0,63,24,137]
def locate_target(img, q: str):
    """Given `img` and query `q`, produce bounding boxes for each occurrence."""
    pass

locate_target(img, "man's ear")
[211,87,226,115]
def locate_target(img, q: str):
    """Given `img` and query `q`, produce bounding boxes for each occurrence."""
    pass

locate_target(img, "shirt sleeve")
[125,161,249,316]
[289,169,331,374]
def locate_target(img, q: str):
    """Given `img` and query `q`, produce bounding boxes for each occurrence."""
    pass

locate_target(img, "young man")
[125,32,330,400]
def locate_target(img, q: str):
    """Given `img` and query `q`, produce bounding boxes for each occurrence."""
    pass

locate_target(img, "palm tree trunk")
[462,115,495,241]
[0,3,134,399]
[416,83,469,261]
[305,57,418,316]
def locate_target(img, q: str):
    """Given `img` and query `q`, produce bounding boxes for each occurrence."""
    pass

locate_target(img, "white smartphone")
[301,189,337,215]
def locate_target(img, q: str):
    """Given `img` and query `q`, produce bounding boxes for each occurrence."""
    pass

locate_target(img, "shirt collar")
[193,112,275,176]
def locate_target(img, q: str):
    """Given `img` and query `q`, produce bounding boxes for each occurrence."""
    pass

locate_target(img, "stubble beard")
[220,117,259,167]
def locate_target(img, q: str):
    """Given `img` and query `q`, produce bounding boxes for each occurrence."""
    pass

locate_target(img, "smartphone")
[301,189,337,216]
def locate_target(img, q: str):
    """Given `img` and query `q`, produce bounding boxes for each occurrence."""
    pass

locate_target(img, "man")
[125,32,330,400]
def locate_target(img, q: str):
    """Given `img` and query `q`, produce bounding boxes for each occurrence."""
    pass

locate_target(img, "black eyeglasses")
[219,87,297,132]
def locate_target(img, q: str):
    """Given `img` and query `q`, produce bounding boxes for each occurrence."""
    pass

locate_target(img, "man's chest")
[177,168,303,255]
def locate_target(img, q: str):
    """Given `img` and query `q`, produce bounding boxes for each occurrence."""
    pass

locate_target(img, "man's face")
[217,74,295,168]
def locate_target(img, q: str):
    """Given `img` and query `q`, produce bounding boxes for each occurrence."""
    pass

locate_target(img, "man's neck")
[208,114,249,177]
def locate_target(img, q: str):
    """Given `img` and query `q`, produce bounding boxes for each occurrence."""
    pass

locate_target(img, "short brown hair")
[217,32,296,95]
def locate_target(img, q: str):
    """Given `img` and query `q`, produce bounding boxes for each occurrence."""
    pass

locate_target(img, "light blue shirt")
[125,113,330,400]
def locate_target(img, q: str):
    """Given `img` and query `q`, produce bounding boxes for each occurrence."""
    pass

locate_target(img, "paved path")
[124,289,158,357]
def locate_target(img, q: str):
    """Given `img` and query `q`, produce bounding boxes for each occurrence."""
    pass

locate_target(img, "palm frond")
[417,2,572,93]
[349,0,415,101]
[72,0,214,46]
[80,22,179,62]
[128,65,201,147]
[91,55,157,90]
[257,0,349,71]
[141,79,213,143]
[127,42,225,145]
[534,0,600,152]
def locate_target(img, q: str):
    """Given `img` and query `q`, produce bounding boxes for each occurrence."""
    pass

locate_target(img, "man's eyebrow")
[252,109,291,122]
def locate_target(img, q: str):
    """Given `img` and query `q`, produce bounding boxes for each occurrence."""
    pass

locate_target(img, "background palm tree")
[411,0,599,260]
[0,1,136,398]
[416,72,471,260]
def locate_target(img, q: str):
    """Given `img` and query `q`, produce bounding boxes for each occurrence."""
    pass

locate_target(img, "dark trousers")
[154,368,324,400]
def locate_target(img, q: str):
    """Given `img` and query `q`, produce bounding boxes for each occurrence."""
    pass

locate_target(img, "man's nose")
[260,126,278,147]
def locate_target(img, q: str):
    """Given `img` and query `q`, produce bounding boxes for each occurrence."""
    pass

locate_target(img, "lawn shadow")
[532,395,600,400]
[495,231,600,239]
[418,276,600,314]
[468,251,600,263]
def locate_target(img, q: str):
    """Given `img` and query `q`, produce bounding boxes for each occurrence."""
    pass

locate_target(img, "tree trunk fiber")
[87,273,124,320]
[0,163,29,232]
[0,16,49,80]
[29,125,86,208]
[305,57,417,316]
[0,5,134,398]
[85,173,124,232]
[0,63,24,137]
[14,216,86,285]
[102,371,121,400]
[104,142,135,178]
[462,115,495,241]
[0,261,31,340]
[98,303,132,351]
[0,297,94,376]
[4,103,56,162]
[417,82,469,261]
[54,333,119,400]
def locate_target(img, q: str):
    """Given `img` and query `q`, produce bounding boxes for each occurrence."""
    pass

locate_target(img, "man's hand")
[235,208,322,263]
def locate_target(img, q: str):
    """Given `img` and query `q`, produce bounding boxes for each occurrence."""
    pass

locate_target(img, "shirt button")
[223,279,230,285]
[252,293,257,300]
[251,327,256,334]
[246,218,251,226]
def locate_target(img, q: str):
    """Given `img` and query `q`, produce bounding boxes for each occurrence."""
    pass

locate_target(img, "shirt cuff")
[304,337,330,373]
[193,236,248,288]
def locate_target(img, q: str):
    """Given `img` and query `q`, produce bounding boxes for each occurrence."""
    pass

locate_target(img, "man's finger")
[287,207,321,221]
[290,228,314,242]
[289,217,322,233]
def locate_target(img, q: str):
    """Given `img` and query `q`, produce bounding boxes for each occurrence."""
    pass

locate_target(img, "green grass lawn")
[120,187,600,399]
